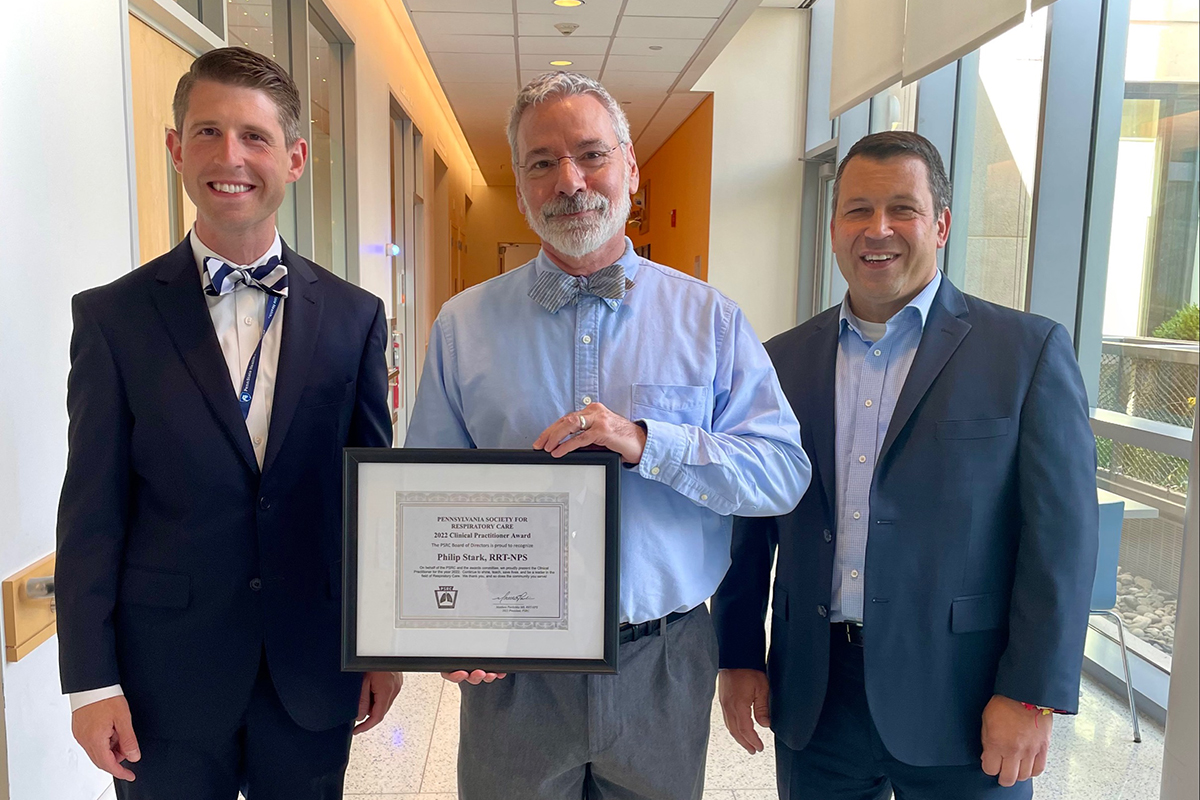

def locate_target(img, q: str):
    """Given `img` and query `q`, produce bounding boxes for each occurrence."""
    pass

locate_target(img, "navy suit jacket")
[56,238,391,739]
[712,277,1098,766]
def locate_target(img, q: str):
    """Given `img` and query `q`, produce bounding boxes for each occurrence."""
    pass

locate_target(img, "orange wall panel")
[628,95,713,281]
[463,183,537,289]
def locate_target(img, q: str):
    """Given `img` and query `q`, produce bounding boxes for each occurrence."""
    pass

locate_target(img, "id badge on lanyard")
[238,293,282,419]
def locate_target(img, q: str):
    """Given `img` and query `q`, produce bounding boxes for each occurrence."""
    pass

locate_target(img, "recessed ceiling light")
[550,60,573,67]
[553,0,585,7]
[649,45,663,51]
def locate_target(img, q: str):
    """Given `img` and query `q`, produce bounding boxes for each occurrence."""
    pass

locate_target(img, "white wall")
[0,1,136,798]
[694,8,809,340]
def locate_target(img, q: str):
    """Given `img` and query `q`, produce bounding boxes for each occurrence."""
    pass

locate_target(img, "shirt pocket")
[630,383,710,428]
[935,417,1011,440]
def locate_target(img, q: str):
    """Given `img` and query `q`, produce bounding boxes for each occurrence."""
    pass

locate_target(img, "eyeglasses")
[516,142,626,180]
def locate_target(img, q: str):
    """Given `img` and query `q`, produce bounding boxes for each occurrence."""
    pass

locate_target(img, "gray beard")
[523,184,632,259]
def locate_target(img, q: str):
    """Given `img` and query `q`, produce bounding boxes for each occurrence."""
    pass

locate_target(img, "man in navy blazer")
[712,132,1098,799]
[56,48,400,799]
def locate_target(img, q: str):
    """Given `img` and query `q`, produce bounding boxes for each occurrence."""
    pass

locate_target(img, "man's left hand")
[981,694,1053,786]
[534,402,647,464]
[354,672,403,735]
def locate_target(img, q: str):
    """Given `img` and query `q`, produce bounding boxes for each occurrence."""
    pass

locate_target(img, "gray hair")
[507,71,632,165]
[833,131,953,215]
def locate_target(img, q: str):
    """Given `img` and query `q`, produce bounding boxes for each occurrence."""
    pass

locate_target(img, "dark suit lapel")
[802,313,841,523]
[151,238,259,473]
[262,242,323,474]
[877,277,971,465]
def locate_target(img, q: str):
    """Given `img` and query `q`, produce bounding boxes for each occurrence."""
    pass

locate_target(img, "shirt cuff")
[634,418,735,514]
[636,418,680,476]
[69,684,124,712]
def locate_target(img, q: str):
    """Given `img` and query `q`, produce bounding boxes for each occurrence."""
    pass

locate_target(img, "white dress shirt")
[69,229,286,712]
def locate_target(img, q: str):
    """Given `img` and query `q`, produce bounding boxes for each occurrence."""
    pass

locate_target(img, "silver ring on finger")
[578,415,589,432]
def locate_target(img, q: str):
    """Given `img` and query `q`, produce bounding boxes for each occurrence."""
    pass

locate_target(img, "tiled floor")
[94,669,1163,800]
[341,670,1164,800]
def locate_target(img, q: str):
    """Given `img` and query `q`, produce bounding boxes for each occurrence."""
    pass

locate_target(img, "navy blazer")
[712,277,1098,767]
[56,238,391,738]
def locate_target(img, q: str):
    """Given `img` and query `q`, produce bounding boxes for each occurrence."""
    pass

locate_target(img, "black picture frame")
[342,448,621,673]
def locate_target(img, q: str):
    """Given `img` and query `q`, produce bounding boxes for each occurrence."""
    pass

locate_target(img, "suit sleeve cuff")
[69,684,124,712]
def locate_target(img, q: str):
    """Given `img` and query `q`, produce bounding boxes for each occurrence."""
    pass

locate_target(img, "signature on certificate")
[493,591,532,605]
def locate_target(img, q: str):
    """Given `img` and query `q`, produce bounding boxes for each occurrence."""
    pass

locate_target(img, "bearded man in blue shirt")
[405,71,811,800]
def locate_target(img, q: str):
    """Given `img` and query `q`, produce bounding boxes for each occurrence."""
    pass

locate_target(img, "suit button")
[817,605,828,618]
[823,529,832,542]
[250,578,262,591]
[259,497,271,511]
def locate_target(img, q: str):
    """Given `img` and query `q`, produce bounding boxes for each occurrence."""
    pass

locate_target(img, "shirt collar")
[839,269,942,341]
[190,228,283,280]
[531,236,643,285]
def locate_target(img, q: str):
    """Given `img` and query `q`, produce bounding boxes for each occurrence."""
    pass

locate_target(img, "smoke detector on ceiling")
[555,22,579,36]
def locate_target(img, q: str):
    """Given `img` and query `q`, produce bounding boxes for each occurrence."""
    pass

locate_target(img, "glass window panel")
[309,15,347,276]
[170,0,223,38]
[1088,0,1199,667]
[1096,435,1187,656]
[869,81,918,134]
[816,174,836,313]
[172,0,202,17]
[227,1,279,59]
[957,8,1048,310]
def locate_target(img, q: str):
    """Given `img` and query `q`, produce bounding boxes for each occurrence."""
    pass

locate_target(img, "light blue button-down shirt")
[407,238,811,623]
[832,270,941,623]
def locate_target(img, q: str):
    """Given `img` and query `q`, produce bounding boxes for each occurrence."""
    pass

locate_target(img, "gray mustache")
[542,192,609,219]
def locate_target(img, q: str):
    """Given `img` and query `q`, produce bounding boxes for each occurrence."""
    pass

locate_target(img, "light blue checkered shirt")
[832,270,941,623]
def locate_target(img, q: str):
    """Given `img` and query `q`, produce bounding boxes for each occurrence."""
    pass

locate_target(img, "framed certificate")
[342,449,621,673]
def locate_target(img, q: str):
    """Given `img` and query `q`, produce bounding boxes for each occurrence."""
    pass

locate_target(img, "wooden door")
[128,15,196,263]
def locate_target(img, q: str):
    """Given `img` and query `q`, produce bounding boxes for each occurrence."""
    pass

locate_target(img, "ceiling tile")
[519,35,609,55]
[518,11,620,37]
[623,0,729,17]
[406,0,513,11]
[446,99,514,125]
[516,1,620,27]
[609,36,702,58]
[598,70,677,93]
[519,52,605,72]
[521,68,601,84]
[604,51,693,72]
[609,89,668,109]
[451,88,514,109]
[615,16,716,38]
[421,33,515,54]
[410,11,514,37]
[430,52,517,83]
[441,80,520,99]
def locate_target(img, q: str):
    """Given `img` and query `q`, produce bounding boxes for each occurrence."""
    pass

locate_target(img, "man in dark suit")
[712,131,1098,799]
[56,47,400,799]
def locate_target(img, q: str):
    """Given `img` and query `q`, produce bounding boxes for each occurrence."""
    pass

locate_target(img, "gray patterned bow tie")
[528,263,634,314]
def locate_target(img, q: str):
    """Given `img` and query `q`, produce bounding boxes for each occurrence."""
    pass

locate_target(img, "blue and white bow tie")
[202,255,289,298]
[528,262,634,314]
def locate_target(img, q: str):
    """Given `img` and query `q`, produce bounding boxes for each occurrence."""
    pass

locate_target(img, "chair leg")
[1101,609,1141,743]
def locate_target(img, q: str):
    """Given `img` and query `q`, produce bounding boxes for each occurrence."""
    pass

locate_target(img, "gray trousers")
[457,605,719,800]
